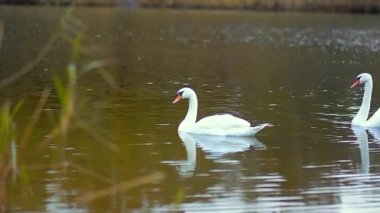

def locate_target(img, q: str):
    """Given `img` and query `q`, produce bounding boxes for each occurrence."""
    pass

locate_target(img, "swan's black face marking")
[351,76,362,89]
[173,91,184,104]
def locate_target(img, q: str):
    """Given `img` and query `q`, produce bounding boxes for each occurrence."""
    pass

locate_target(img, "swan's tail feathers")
[250,123,273,136]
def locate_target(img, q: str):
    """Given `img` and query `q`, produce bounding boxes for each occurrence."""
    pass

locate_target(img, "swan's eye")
[177,91,184,96]
[357,76,361,80]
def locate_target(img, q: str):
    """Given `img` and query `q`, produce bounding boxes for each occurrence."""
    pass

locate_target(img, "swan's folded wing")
[195,114,251,129]
[367,108,380,127]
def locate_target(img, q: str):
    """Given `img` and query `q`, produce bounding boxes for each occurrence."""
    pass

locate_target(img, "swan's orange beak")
[351,79,360,89]
[173,95,182,104]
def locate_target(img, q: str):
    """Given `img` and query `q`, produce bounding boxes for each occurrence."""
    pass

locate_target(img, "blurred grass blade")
[76,172,165,203]
[68,162,114,184]
[10,101,23,117]
[67,63,77,85]
[76,119,119,152]
[19,89,50,149]
[98,69,124,91]
[0,32,60,89]
[0,103,12,152]
[53,75,67,106]
[80,59,119,74]
[10,140,18,179]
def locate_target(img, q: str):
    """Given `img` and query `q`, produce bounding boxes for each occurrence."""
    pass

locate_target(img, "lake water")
[1,6,380,212]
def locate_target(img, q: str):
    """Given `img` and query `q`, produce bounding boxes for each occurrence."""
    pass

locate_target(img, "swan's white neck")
[352,80,372,126]
[179,92,198,132]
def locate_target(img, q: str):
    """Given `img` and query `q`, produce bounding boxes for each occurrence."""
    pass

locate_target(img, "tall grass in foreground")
[0,7,165,211]
[0,102,21,211]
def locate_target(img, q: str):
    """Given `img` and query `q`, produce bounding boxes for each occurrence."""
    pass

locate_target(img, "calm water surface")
[1,6,380,212]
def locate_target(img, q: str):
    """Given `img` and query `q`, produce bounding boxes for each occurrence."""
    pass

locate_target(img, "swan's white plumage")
[173,87,271,136]
[365,108,380,127]
[196,114,250,129]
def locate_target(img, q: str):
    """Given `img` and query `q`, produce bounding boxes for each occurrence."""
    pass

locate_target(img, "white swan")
[351,73,380,127]
[172,87,271,136]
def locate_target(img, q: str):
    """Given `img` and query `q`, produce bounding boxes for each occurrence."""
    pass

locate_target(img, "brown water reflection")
[1,6,380,212]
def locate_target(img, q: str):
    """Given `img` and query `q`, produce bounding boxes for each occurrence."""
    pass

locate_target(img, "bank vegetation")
[1,0,380,13]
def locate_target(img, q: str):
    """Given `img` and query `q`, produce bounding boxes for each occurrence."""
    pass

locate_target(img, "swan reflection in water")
[175,133,197,178]
[176,132,266,177]
[351,126,380,174]
[351,126,370,174]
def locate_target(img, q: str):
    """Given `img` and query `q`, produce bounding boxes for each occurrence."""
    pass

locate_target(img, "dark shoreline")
[1,0,380,14]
